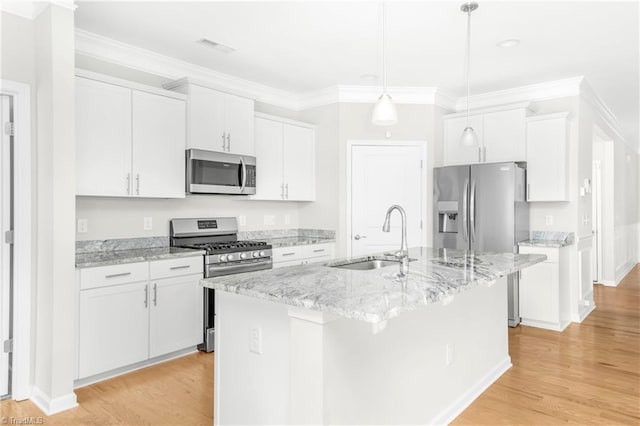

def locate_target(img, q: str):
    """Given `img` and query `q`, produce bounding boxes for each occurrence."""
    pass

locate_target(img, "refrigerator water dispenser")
[437,201,459,233]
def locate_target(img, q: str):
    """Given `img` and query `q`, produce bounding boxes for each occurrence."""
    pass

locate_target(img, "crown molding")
[0,1,76,20]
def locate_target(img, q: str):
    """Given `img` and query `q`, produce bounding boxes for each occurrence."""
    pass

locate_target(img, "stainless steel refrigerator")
[433,162,529,327]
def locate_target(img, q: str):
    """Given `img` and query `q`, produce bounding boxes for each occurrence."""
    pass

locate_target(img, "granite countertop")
[263,236,336,248]
[202,247,546,324]
[519,239,571,248]
[518,231,575,248]
[76,247,205,269]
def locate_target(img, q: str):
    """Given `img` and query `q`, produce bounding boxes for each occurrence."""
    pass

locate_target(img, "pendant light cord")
[382,1,387,93]
[465,5,471,125]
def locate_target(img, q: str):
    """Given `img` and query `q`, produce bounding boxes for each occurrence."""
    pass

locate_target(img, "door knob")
[354,234,367,240]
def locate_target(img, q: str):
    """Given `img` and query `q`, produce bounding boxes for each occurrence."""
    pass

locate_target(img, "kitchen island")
[202,247,545,425]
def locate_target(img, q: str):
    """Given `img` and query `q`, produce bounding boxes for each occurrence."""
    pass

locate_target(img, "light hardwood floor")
[1,265,639,425]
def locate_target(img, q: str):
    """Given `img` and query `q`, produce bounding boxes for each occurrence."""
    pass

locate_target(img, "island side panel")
[215,291,291,425]
[321,276,510,425]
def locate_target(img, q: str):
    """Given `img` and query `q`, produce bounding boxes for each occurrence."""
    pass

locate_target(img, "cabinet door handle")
[222,132,226,151]
[281,183,285,200]
[136,173,140,195]
[527,184,530,201]
[354,234,367,240]
[313,249,325,253]
[226,133,231,152]
[483,146,487,162]
[285,183,289,199]
[144,284,148,308]
[169,265,191,270]
[282,252,296,257]
[105,272,131,279]
[153,283,157,307]
[126,173,131,195]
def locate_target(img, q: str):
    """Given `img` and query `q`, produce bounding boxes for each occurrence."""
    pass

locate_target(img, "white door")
[132,91,186,198]
[75,77,132,196]
[350,144,423,257]
[188,84,226,152]
[254,117,284,200]
[78,282,150,378]
[283,124,314,201]
[0,95,11,396]
[225,93,255,156]
[149,275,203,358]
[444,115,483,166]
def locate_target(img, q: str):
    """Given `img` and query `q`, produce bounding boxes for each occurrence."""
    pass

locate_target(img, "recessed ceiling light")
[197,38,236,54]
[497,39,520,48]
[360,74,378,82]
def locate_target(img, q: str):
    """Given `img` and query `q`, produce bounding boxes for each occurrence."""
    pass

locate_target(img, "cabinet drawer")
[273,259,304,269]
[302,243,334,259]
[150,256,203,279]
[80,262,149,290]
[272,246,303,262]
[519,246,558,262]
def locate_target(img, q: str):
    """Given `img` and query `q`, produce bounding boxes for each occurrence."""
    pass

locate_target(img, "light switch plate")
[545,215,553,226]
[284,214,291,225]
[77,219,88,233]
[143,217,153,231]
[250,326,262,354]
[238,215,247,226]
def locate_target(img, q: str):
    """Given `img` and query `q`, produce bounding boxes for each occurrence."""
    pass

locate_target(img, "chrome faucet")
[382,205,409,276]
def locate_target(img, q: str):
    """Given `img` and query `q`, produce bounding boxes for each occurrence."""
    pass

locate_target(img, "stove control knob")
[227,254,234,261]
[259,250,266,257]
[219,255,227,262]
[252,251,260,258]
[240,252,248,260]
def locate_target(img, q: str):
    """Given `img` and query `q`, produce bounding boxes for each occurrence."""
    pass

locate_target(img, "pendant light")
[372,1,397,126]
[460,2,479,147]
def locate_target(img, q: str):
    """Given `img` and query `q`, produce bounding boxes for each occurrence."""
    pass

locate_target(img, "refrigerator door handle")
[462,179,469,242]
[470,180,476,243]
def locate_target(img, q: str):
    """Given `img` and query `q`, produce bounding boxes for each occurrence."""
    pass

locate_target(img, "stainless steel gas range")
[170,217,272,352]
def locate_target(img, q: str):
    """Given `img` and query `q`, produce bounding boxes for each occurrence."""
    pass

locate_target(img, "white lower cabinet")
[519,246,570,331]
[272,242,335,269]
[77,257,203,380]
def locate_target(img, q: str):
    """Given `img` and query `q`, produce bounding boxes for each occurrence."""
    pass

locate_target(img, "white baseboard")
[31,386,78,416]
[430,356,512,426]
[521,318,570,332]
[598,279,617,287]
[571,303,596,323]
[615,261,636,285]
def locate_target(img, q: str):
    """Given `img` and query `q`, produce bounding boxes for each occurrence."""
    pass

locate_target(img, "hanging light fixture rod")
[459,1,480,151]
[371,1,398,126]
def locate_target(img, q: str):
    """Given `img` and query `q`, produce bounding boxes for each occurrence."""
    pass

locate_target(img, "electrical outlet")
[446,343,454,366]
[77,219,88,234]
[143,217,153,231]
[545,215,553,226]
[284,214,291,225]
[264,215,275,226]
[250,326,262,354]
[238,215,247,226]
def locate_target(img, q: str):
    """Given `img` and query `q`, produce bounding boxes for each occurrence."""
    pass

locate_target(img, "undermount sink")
[330,256,416,271]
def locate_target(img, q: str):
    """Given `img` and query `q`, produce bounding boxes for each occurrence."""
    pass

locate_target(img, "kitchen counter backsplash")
[238,228,335,241]
[76,236,170,254]
[519,231,575,248]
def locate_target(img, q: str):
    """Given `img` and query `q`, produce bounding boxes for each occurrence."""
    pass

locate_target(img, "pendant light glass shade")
[460,126,479,147]
[459,2,479,148]
[372,2,397,126]
[372,93,398,126]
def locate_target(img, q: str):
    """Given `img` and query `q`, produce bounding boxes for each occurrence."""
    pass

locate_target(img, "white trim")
[572,303,596,323]
[254,112,315,129]
[346,140,428,257]
[520,318,570,332]
[615,261,636,286]
[0,1,76,20]
[445,101,534,119]
[31,387,78,416]
[75,69,186,101]
[430,356,512,426]
[0,80,32,401]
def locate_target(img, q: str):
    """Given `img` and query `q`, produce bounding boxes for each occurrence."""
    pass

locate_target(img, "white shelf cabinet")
[526,113,569,201]
[519,245,571,331]
[166,80,255,156]
[77,256,203,380]
[444,107,527,166]
[254,114,315,201]
[272,242,335,268]
[75,72,186,198]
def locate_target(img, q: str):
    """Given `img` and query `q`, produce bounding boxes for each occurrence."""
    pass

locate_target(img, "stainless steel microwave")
[186,149,256,195]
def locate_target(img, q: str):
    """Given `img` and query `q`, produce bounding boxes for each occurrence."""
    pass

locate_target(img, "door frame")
[592,159,603,283]
[346,140,427,257]
[0,80,32,400]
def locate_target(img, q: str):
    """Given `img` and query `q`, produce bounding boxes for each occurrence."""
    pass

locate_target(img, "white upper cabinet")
[526,113,569,202]
[253,114,315,201]
[76,77,132,197]
[443,106,527,166]
[167,80,255,156]
[132,91,186,198]
[75,72,187,198]
[444,114,484,165]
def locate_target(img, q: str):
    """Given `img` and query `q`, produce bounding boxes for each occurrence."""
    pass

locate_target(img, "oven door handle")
[240,157,247,193]
[207,261,272,275]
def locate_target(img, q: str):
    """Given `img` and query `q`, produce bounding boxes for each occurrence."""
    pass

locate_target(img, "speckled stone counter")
[238,228,336,247]
[202,247,546,324]
[519,231,575,248]
[263,236,335,247]
[76,247,204,269]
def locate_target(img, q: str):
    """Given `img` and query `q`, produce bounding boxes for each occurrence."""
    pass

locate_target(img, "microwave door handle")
[240,157,247,193]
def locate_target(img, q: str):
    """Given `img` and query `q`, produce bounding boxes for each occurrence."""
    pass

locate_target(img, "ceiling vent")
[197,38,236,54]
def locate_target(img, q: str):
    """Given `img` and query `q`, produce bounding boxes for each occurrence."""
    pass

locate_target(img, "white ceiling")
[74,1,639,147]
